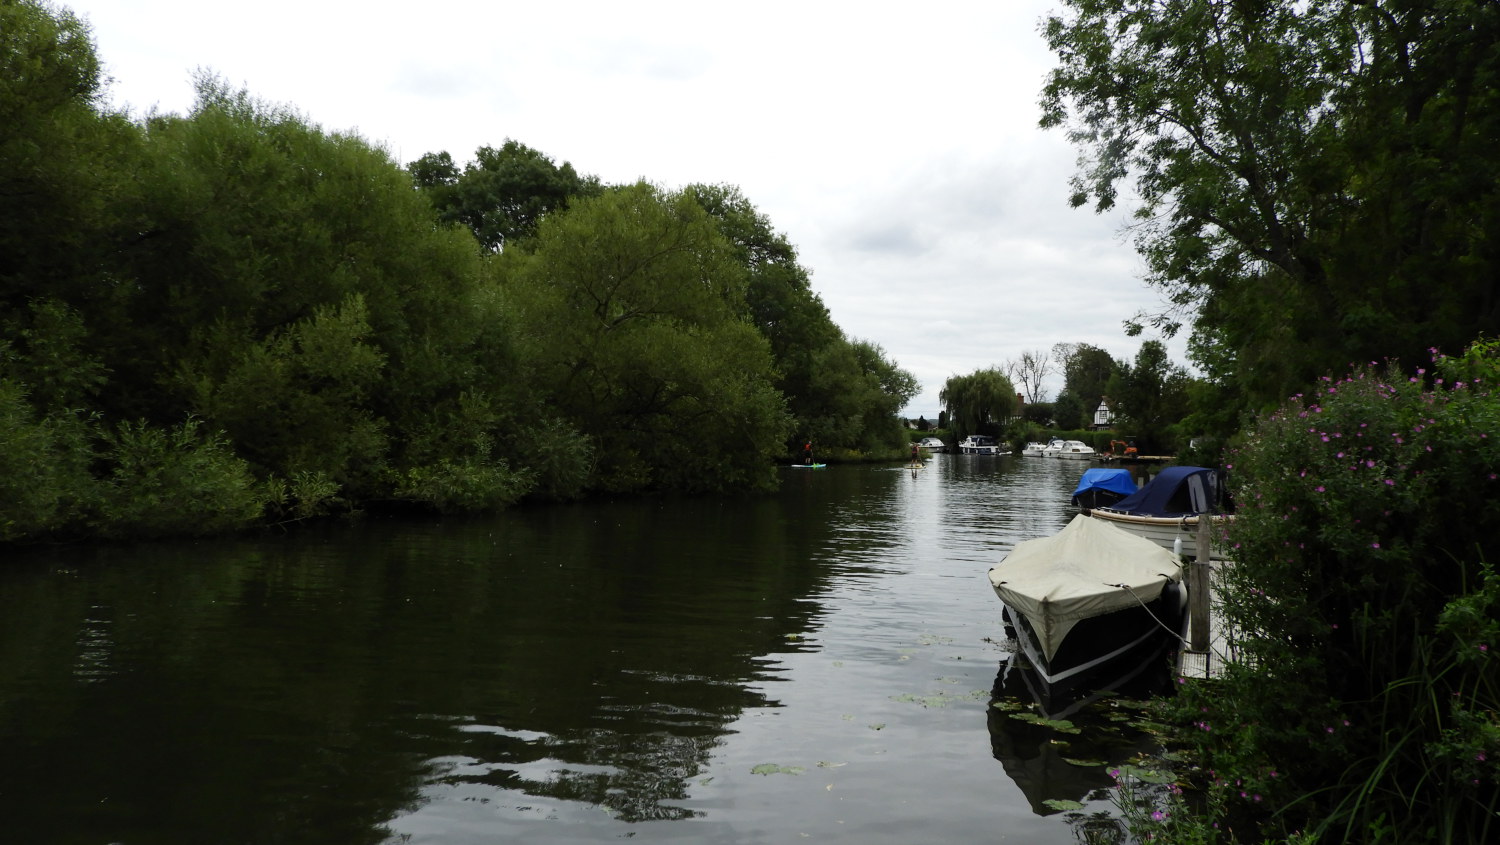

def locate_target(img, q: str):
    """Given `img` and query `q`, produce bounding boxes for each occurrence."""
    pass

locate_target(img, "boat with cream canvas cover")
[988,514,1182,663]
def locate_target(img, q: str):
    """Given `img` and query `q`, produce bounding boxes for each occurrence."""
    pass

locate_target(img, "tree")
[501,182,789,493]
[939,368,1016,440]
[111,76,520,509]
[1041,0,1500,415]
[410,140,601,251]
[1052,342,1119,407]
[682,183,843,443]
[0,0,139,327]
[1006,349,1053,404]
[1051,342,1120,430]
[1105,340,1189,450]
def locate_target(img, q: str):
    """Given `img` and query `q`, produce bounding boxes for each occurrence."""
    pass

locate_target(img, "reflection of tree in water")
[430,728,713,821]
[424,695,760,822]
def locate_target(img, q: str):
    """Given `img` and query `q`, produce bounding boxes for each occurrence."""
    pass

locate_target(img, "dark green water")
[0,456,1172,844]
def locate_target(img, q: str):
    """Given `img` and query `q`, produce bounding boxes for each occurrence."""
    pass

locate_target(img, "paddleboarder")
[802,439,813,466]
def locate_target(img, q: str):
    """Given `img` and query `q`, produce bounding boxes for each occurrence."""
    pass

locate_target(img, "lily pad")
[1063,757,1108,767]
[751,763,805,776]
[1042,798,1086,811]
[1008,712,1083,733]
[1115,764,1174,784]
[890,693,955,708]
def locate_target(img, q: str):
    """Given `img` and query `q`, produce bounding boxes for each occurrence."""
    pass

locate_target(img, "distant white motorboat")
[958,434,1007,455]
[1039,438,1066,458]
[917,436,946,454]
[1020,441,1049,457]
[1052,440,1097,460]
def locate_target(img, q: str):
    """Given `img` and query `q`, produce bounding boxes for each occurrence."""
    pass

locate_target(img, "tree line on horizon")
[936,339,1192,454]
[0,0,916,543]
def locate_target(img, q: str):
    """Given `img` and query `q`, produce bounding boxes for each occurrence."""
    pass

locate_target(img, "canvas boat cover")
[988,515,1181,661]
[1103,466,1222,517]
[1070,468,1138,505]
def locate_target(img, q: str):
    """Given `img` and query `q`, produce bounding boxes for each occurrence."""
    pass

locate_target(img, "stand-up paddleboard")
[789,463,827,469]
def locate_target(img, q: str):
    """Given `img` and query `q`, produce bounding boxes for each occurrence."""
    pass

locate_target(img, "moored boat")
[1020,441,1049,457]
[1085,465,1233,561]
[1070,467,1137,509]
[988,515,1185,685]
[958,434,1007,455]
[1052,439,1097,460]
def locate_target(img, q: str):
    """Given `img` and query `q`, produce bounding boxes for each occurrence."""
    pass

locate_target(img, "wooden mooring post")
[1187,514,1212,652]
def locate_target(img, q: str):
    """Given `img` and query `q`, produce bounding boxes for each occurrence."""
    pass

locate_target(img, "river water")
[0,454,1174,844]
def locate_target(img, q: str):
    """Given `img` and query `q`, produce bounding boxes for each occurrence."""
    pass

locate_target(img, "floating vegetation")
[989,699,1025,712]
[1042,798,1086,812]
[890,693,954,708]
[750,763,805,776]
[1008,712,1084,734]
[816,761,846,769]
[1063,757,1108,768]
[891,688,989,708]
[868,723,886,730]
[917,634,955,646]
[1114,763,1174,784]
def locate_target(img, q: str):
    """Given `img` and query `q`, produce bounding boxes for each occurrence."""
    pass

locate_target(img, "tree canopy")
[939,368,1016,439]
[0,0,922,541]
[1043,0,1500,415]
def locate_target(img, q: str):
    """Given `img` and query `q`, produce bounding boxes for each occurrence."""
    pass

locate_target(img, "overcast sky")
[78,0,1184,417]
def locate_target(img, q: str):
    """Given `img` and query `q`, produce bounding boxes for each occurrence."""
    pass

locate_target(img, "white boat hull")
[1085,509,1234,561]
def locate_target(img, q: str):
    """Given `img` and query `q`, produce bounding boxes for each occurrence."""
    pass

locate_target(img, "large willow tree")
[939,368,1016,440]
[1042,0,1500,414]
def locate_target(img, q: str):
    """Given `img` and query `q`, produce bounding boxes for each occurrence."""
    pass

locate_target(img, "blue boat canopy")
[1070,468,1137,506]
[1104,466,1227,517]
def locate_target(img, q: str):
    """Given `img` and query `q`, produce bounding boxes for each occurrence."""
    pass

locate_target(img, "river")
[0,454,1174,844]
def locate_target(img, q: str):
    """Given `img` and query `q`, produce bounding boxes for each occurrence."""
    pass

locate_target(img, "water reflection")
[0,455,1167,843]
[986,639,1177,841]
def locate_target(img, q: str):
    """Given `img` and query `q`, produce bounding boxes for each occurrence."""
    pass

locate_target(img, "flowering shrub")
[1135,341,1500,842]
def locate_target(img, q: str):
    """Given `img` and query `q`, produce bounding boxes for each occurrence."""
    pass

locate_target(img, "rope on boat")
[1106,579,1189,645]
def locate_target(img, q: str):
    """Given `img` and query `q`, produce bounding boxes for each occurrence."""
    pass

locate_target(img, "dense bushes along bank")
[0,2,917,542]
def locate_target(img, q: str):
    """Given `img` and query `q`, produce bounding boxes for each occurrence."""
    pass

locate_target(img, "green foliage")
[0,1,919,540]
[191,294,388,488]
[940,368,1016,440]
[0,0,139,311]
[1043,0,1500,418]
[503,182,789,493]
[514,417,595,502]
[394,453,533,513]
[409,139,602,251]
[1156,341,1500,840]
[95,418,265,539]
[0,377,95,541]
[1050,391,1086,430]
[1106,340,1189,453]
